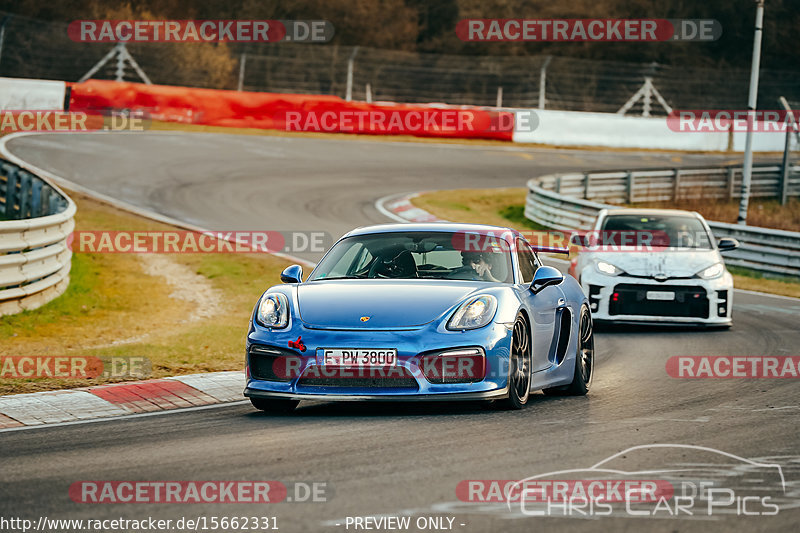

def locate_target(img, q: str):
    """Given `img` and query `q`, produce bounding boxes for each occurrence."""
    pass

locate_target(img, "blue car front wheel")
[501,314,532,410]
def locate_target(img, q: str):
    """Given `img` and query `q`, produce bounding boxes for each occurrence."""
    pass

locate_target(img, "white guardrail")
[525,165,800,276]
[0,157,75,315]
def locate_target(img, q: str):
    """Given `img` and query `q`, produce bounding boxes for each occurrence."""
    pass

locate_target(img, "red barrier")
[69,80,514,141]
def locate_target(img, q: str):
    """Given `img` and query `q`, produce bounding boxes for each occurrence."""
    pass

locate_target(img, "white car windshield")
[308,231,514,283]
[601,214,713,250]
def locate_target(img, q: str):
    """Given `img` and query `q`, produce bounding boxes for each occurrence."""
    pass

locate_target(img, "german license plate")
[646,291,675,301]
[323,349,397,367]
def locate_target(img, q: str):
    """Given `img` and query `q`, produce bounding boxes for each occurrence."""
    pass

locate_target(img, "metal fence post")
[780,127,791,205]
[0,16,8,72]
[496,86,503,108]
[727,123,735,152]
[115,43,125,82]
[626,171,635,203]
[583,172,590,199]
[736,0,766,224]
[727,168,735,200]
[345,47,359,101]
[642,78,653,117]
[673,168,681,201]
[538,56,552,110]
[237,53,246,91]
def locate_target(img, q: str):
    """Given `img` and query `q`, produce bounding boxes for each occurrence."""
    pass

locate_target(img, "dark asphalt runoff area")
[2,132,799,533]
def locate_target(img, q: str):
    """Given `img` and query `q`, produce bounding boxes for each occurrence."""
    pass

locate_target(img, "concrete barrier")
[512,109,795,152]
[0,77,67,111]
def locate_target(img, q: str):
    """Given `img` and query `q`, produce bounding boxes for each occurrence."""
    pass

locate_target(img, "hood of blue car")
[297,280,482,329]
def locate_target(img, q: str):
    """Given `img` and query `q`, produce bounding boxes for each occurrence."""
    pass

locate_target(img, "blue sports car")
[244,223,594,413]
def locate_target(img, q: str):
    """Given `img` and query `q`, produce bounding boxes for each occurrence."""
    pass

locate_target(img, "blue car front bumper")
[244,320,514,401]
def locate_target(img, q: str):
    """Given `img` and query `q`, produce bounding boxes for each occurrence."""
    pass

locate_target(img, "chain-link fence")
[1,11,798,114]
[238,45,800,114]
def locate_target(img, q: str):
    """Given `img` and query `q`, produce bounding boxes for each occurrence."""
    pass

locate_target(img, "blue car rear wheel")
[544,305,593,396]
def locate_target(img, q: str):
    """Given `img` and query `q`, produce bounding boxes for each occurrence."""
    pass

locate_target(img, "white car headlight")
[447,295,498,331]
[595,260,622,276]
[697,263,724,279]
[256,293,289,328]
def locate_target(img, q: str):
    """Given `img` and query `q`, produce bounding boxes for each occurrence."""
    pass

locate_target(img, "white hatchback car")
[568,208,739,326]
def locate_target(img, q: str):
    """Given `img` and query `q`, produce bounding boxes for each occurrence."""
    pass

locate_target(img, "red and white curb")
[375,192,447,224]
[0,371,244,429]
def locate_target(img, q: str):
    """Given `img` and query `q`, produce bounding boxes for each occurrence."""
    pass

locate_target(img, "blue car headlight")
[447,295,497,331]
[256,293,289,328]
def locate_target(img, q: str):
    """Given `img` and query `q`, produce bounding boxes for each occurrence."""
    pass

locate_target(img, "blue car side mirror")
[280,264,303,284]
[531,266,564,293]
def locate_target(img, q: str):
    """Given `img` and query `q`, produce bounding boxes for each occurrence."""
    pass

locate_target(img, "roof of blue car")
[344,222,519,238]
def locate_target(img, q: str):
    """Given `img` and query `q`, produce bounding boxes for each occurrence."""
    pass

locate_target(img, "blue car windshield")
[308,232,514,283]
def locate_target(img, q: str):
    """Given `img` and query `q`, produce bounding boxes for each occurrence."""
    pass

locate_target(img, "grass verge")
[411,188,800,299]
[0,191,293,395]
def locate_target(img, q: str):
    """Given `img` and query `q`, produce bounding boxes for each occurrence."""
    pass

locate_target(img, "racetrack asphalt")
[2,132,798,532]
